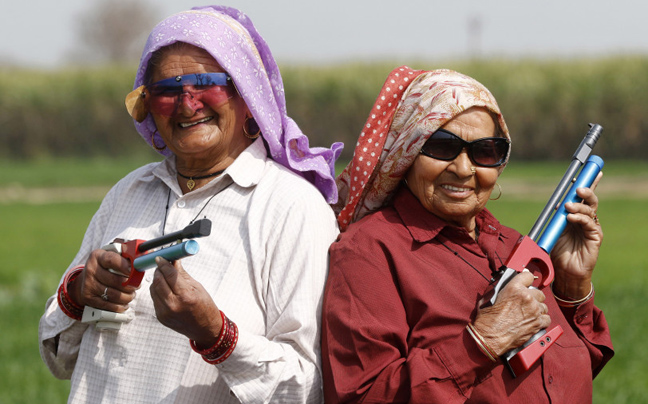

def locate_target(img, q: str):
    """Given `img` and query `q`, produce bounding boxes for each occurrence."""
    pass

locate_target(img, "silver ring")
[101,287,109,301]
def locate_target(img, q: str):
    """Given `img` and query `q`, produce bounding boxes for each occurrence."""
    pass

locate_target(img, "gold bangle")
[466,323,498,362]
[552,282,594,308]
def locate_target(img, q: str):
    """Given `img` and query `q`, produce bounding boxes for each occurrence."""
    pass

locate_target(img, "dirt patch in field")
[498,176,648,200]
[0,185,110,204]
[0,176,646,204]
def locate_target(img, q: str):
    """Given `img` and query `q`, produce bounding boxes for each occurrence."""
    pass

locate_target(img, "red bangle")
[57,265,85,321]
[190,311,239,365]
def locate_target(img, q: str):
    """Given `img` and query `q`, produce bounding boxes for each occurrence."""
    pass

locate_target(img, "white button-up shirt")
[39,139,339,403]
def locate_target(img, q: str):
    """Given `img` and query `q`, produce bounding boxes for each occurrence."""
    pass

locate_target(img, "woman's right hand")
[68,248,138,313]
[472,271,551,356]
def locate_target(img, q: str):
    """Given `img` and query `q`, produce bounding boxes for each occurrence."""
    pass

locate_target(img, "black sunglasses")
[420,129,510,167]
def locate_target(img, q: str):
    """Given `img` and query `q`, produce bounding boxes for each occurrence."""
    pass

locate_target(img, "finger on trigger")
[96,253,131,280]
[516,269,535,287]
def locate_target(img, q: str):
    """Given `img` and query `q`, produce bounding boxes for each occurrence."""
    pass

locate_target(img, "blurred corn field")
[1,57,646,162]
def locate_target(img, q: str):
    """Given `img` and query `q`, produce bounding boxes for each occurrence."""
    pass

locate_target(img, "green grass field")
[1,159,646,403]
[489,198,648,403]
[0,202,98,403]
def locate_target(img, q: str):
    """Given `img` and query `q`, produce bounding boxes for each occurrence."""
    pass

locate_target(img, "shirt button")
[548,375,554,384]
[177,200,186,208]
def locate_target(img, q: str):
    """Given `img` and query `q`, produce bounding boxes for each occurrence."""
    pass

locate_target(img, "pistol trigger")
[102,243,122,254]
[107,268,129,278]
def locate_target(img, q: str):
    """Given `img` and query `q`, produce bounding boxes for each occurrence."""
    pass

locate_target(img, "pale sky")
[3,0,647,67]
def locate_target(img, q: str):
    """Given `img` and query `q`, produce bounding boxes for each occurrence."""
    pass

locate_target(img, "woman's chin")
[431,203,479,225]
[170,139,220,160]
[171,129,219,149]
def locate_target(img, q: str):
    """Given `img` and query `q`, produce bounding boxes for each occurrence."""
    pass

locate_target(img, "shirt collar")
[226,138,267,188]
[151,138,268,193]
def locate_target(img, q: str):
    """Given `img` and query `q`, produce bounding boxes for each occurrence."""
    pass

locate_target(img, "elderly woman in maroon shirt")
[322,67,613,403]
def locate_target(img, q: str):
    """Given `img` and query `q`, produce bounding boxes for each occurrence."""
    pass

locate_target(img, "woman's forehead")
[441,107,497,139]
[151,46,225,82]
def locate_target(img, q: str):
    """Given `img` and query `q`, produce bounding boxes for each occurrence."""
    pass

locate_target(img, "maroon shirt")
[322,187,613,403]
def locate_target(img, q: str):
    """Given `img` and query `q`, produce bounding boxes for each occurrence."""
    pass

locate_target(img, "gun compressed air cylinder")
[133,240,200,271]
[536,155,604,253]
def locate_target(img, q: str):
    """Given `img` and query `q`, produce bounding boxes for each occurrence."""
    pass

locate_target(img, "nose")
[176,91,203,116]
[448,149,474,177]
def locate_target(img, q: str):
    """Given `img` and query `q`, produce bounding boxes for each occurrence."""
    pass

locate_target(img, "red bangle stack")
[57,266,85,321]
[190,310,239,365]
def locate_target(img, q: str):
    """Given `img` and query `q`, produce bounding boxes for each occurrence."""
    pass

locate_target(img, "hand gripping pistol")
[81,219,212,330]
[481,124,604,377]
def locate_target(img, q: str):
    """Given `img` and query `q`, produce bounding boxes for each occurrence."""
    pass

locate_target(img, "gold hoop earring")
[151,133,167,152]
[490,183,502,200]
[243,117,261,139]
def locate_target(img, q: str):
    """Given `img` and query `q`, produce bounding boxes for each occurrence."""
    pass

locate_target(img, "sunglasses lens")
[145,73,234,116]
[147,86,182,116]
[472,139,509,166]
[421,131,463,160]
[195,85,235,107]
[421,129,509,167]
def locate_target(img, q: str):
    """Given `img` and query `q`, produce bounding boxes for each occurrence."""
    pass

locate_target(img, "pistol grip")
[485,236,563,378]
[503,325,564,378]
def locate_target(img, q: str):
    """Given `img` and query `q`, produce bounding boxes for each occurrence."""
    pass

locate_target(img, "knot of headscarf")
[131,5,343,203]
[334,66,510,231]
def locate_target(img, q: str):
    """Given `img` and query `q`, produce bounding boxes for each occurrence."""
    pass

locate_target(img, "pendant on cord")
[177,168,226,192]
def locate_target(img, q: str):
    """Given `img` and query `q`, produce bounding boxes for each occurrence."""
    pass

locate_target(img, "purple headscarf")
[132,5,343,203]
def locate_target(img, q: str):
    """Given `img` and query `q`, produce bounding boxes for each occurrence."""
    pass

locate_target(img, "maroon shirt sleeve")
[322,234,410,403]
[557,292,614,377]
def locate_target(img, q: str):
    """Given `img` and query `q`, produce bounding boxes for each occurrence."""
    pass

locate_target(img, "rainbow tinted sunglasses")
[126,73,236,121]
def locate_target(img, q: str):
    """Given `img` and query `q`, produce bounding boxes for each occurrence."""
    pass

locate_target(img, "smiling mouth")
[441,184,472,193]
[178,116,213,128]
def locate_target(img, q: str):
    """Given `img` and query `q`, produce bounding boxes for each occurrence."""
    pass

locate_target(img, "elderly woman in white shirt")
[39,6,341,403]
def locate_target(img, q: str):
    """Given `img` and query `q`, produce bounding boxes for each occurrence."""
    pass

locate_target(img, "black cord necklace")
[162,180,234,236]
[177,169,225,191]
[438,239,492,283]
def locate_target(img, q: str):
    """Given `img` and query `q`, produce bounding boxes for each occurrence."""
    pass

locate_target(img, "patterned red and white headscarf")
[334,66,511,231]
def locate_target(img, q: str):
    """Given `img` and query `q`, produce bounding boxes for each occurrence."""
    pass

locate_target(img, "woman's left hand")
[150,257,223,348]
[550,172,603,299]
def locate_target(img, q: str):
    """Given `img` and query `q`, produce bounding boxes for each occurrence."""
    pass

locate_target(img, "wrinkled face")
[405,107,504,230]
[150,45,251,167]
